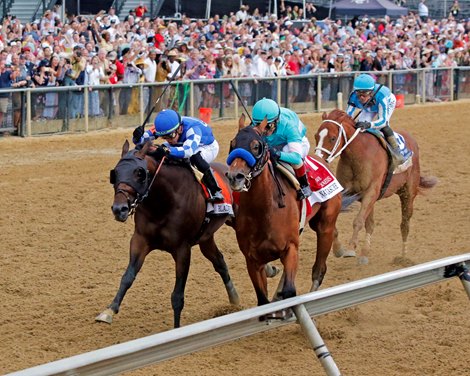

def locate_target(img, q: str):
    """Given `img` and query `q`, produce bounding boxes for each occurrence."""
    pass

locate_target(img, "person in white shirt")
[143,49,158,112]
[418,0,429,21]
[86,56,105,116]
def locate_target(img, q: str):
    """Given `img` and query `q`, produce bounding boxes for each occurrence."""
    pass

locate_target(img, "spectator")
[135,2,148,18]
[85,55,105,116]
[418,0,429,22]
[450,1,460,19]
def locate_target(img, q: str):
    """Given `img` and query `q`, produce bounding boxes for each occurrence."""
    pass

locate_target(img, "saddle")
[365,129,413,199]
[365,129,413,174]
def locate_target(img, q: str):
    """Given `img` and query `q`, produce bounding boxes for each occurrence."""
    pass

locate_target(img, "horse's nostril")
[236,173,245,181]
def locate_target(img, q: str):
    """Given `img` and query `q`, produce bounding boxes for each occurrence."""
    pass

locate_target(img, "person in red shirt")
[135,3,148,18]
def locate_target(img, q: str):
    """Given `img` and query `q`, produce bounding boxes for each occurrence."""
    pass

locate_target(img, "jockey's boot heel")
[386,135,405,166]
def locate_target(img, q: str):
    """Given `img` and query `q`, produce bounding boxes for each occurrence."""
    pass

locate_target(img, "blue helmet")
[252,98,280,124]
[353,74,375,91]
[154,109,181,136]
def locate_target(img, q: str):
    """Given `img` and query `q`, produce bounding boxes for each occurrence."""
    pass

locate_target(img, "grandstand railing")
[1,67,469,137]
[6,253,470,376]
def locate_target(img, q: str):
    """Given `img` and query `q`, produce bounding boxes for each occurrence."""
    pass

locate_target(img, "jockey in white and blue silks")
[251,98,313,201]
[347,73,411,164]
[132,109,224,202]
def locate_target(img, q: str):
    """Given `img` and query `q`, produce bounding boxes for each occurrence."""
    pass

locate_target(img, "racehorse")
[95,140,239,328]
[315,109,437,264]
[225,115,342,308]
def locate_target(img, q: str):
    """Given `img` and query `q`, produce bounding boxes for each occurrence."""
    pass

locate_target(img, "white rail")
[8,253,470,376]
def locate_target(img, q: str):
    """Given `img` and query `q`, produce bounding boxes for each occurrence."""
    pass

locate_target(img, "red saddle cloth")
[303,156,343,217]
[200,171,233,205]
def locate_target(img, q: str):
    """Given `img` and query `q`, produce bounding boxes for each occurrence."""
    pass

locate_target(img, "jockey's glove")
[269,147,281,161]
[150,145,170,160]
[132,125,144,144]
[355,121,371,130]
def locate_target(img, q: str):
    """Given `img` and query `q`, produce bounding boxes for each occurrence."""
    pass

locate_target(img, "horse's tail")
[341,190,361,212]
[418,175,438,195]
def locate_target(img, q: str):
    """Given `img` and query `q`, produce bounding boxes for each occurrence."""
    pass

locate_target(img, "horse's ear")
[322,112,327,120]
[238,113,246,130]
[139,141,150,156]
[122,140,130,157]
[257,116,268,134]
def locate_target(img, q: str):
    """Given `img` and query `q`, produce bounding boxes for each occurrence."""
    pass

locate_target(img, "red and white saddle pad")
[304,156,343,206]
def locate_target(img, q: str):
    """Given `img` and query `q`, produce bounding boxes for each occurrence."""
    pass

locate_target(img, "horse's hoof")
[357,256,369,265]
[95,308,114,324]
[310,281,321,292]
[229,292,240,306]
[265,264,282,278]
[260,309,294,322]
[342,250,357,258]
[333,247,345,258]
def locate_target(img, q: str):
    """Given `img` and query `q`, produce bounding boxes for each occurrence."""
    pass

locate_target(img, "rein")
[315,119,362,163]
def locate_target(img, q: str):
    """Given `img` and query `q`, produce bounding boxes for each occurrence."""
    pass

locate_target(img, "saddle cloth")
[303,156,343,217]
[197,169,234,216]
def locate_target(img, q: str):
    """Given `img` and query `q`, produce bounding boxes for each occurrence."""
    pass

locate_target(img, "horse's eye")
[330,136,337,142]
[250,140,261,157]
[134,168,147,182]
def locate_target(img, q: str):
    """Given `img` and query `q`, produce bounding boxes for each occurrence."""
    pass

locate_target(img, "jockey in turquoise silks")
[251,98,313,201]
[132,109,224,202]
[347,73,411,164]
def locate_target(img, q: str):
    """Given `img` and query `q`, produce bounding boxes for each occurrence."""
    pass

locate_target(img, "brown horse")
[95,140,239,328]
[225,115,342,308]
[315,109,437,264]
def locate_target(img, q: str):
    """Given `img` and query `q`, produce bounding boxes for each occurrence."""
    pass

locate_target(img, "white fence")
[8,253,470,376]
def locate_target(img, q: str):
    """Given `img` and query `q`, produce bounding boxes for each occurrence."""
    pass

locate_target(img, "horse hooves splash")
[95,308,114,324]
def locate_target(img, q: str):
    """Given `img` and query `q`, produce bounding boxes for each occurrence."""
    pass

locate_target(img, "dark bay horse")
[315,109,437,264]
[225,115,342,307]
[95,140,239,328]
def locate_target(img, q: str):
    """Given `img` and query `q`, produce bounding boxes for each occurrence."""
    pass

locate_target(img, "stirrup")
[297,186,313,201]
[207,191,224,203]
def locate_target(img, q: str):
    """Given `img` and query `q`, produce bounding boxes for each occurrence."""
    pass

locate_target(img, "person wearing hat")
[0,59,13,132]
[347,73,412,166]
[132,109,225,202]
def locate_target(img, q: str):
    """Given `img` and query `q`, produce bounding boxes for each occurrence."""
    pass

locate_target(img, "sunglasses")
[161,131,178,140]
[265,121,278,132]
[356,90,372,96]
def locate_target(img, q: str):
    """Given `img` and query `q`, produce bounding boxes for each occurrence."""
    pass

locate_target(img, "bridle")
[111,151,166,216]
[227,129,270,192]
[314,119,362,163]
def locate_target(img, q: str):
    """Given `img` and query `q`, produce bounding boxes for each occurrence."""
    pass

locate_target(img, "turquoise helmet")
[353,74,375,91]
[252,98,281,124]
[154,109,182,136]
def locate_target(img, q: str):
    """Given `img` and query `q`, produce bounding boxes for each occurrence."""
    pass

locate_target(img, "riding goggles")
[161,130,178,140]
[356,90,373,96]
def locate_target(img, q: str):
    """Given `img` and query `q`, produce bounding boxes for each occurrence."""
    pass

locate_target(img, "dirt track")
[1,101,469,375]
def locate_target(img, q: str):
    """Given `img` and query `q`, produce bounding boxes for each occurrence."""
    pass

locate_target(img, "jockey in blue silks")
[347,73,411,164]
[251,98,313,201]
[132,109,224,202]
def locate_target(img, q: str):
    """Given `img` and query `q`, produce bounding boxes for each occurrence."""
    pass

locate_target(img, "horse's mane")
[328,109,356,128]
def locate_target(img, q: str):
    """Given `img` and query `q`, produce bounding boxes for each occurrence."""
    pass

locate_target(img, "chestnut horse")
[225,115,342,308]
[95,140,239,328]
[315,109,437,264]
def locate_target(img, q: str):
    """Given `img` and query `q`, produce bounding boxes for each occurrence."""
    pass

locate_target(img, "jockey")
[347,73,411,164]
[251,98,313,201]
[132,109,224,202]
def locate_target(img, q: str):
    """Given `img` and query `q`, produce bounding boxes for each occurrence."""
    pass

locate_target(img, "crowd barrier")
[7,253,470,376]
[1,67,469,137]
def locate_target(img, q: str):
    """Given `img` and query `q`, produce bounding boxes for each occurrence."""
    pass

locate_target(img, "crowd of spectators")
[1,2,470,133]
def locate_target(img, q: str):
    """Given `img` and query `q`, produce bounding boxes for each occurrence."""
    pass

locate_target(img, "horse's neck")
[240,166,276,213]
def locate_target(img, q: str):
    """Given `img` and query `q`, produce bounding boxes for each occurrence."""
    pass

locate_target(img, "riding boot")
[202,169,224,203]
[386,135,405,166]
[296,173,313,201]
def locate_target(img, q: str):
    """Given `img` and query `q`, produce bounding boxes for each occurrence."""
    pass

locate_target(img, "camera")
[75,51,81,57]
